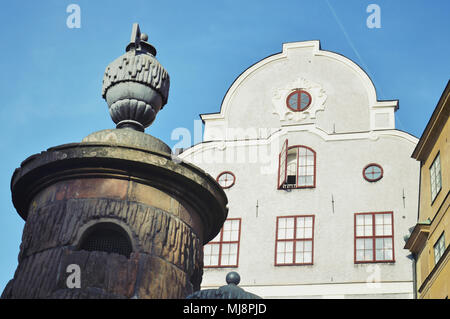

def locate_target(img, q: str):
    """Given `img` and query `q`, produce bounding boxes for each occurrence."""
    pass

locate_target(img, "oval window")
[286,90,312,112]
[216,171,236,189]
[363,164,383,182]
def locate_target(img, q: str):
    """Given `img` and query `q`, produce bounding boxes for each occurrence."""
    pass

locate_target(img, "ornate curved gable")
[201,41,398,141]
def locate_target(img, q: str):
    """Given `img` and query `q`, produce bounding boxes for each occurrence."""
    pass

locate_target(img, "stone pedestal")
[2,129,227,299]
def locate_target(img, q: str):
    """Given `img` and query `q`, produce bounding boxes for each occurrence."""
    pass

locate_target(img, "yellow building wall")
[418,118,449,220]
[416,117,449,299]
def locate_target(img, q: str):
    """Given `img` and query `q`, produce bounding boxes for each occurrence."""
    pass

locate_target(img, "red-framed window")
[216,171,236,189]
[363,163,383,182]
[204,218,241,268]
[275,215,314,266]
[354,212,395,263]
[278,140,316,189]
[286,89,312,112]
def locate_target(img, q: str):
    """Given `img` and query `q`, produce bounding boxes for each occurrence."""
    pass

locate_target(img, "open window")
[278,140,316,189]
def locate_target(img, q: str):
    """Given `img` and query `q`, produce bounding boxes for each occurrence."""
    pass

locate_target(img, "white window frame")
[434,232,445,265]
[430,153,442,203]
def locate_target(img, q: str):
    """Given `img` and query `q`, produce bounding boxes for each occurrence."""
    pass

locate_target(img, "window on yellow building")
[434,232,445,265]
[430,153,442,203]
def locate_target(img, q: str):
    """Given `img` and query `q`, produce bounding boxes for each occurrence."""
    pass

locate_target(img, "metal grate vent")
[79,223,132,258]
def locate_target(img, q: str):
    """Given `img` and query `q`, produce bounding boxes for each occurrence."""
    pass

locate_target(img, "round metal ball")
[140,33,148,41]
[226,272,240,285]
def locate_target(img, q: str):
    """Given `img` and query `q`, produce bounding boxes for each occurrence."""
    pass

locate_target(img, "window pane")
[376,249,384,261]
[278,228,286,240]
[384,225,392,236]
[384,214,392,224]
[279,218,294,240]
[384,238,393,249]
[277,241,286,254]
[212,244,220,254]
[356,239,364,250]
[375,238,384,250]
[300,93,310,109]
[305,217,313,227]
[356,226,363,237]
[356,250,364,261]
[285,241,293,252]
[304,240,312,252]
[285,253,293,264]
[365,250,373,261]
[298,176,306,186]
[384,250,393,261]
[297,228,305,239]
[295,252,304,263]
[222,230,231,242]
[304,228,312,239]
[356,215,364,225]
[434,233,445,264]
[277,253,285,264]
[298,166,306,176]
[210,255,219,266]
[356,238,373,262]
[295,241,304,253]
[298,154,306,166]
[288,95,298,109]
[364,225,373,236]
[375,225,384,236]
[375,214,384,225]
[221,244,230,255]
[430,154,442,201]
[286,218,294,228]
[287,162,297,176]
[227,254,237,266]
[285,228,294,239]
[221,243,238,266]
[303,252,312,263]
[223,220,231,231]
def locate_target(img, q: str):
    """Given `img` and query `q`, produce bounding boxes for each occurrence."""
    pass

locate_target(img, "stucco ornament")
[272,77,327,123]
[102,23,170,132]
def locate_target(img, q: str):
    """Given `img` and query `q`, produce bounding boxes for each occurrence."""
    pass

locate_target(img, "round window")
[286,89,312,112]
[363,164,383,182]
[216,171,235,189]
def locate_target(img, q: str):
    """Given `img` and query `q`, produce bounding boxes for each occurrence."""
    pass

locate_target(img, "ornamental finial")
[102,23,170,132]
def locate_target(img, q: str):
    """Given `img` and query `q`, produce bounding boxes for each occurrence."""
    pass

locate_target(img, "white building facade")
[178,41,420,298]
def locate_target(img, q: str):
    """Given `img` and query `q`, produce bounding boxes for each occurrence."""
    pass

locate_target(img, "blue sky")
[0,0,448,292]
